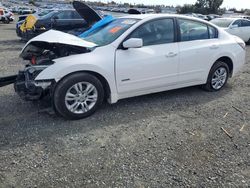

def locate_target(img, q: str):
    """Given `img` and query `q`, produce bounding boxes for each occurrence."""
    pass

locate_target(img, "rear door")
[241,19,250,42]
[229,20,243,39]
[177,19,219,84]
[115,18,179,94]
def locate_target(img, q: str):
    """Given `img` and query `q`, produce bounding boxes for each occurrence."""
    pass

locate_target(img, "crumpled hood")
[20,30,97,60]
[21,29,97,54]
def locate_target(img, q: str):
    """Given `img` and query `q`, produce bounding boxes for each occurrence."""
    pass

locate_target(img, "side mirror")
[123,38,143,49]
[230,24,238,29]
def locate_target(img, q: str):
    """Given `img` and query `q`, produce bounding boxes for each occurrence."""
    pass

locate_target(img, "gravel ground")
[0,22,249,188]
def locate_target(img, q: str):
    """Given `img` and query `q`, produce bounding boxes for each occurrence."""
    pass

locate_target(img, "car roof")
[120,14,211,23]
[213,17,240,21]
[212,17,250,22]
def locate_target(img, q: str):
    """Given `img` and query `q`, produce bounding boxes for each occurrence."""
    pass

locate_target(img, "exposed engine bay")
[0,28,98,101]
[21,41,92,65]
[0,41,92,102]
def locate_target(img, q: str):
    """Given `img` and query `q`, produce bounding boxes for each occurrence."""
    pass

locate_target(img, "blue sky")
[91,0,250,9]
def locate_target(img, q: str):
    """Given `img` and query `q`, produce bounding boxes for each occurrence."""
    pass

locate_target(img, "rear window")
[208,26,217,39]
[210,19,233,28]
[56,11,73,19]
[71,11,82,19]
[40,11,57,19]
[179,19,209,41]
[242,19,250,27]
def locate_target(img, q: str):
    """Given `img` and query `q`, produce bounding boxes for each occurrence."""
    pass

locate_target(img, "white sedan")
[210,17,250,43]
[16,14,246,119]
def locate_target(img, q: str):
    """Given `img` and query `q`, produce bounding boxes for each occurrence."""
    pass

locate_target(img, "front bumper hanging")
[14,66,53,101]
[1,65,52,101]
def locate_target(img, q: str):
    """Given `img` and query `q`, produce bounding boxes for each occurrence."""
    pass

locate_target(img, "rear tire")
[53,73,104,120]
[3,18,10,24]
[246,38,250,45]
[203,61,229,92]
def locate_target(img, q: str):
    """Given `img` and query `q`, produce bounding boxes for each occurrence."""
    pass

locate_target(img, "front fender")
[35,62,109,82]
[35,51,118,103]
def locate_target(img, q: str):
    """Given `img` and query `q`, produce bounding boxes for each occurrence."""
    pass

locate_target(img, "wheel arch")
[214,56,234,77]
[53,70,112,102]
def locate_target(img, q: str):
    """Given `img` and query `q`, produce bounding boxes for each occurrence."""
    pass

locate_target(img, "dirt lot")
[0,21,249,188]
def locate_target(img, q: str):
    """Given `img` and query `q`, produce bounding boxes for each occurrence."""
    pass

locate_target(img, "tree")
[183,0,224,14]
[207,0,223,13]
[29,0,36,5]
[179,4,195,14]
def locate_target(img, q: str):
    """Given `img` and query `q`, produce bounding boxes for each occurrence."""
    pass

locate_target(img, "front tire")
[53,73,104,120]
[203,61,229,92]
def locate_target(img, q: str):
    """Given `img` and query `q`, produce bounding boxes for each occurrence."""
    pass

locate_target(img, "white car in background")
[211,17,250,43]
[14,14,246,119]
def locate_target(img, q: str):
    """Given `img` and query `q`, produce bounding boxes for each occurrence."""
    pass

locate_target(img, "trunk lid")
[73,1,102,25]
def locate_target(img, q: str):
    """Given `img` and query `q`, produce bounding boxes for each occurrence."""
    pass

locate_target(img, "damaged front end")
[20,30,96,65]
[1,30,97,101]
[14,65,53,101]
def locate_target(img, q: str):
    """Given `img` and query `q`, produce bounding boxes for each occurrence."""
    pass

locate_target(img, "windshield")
[83,18,139,46]
[210,19,233,28]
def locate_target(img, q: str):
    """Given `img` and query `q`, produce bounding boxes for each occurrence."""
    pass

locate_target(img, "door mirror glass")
[123,38,143,49]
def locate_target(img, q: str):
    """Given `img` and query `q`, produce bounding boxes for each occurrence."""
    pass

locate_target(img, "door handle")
[210,45,219,49]
[165,52,178,58]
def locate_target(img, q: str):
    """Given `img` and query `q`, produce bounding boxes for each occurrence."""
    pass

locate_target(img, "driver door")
[115,18,179,94]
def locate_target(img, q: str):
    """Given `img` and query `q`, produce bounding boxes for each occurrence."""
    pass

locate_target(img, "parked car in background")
[18,7,34,15]
[0,7,14,23]
[16,2,102,41]
[235,15,250,20]
[196,14,209,21]
[206,14,221,21]
[16,9,55,38]
[211,18,250,43]
[14,13,246,119]
[3,8,14,21]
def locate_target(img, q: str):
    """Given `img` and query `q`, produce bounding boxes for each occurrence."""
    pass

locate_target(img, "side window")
[242,20,250,27]
[208,26,217,39]
[232,20,242,27]
[129,19,175,46]
[72,11,82,19]
[179,19,209,41]
[56,11,73,19]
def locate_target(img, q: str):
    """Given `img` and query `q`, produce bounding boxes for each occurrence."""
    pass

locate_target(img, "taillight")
[234,36,246,50]
[31,56,36,65]
[238,42,246,50]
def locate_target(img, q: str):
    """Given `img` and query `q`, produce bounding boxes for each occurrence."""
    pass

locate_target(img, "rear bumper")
[232,48,246,77]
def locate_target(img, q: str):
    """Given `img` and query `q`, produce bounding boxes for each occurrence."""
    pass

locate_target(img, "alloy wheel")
[211,67,227,90]
[65,82,98,114]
